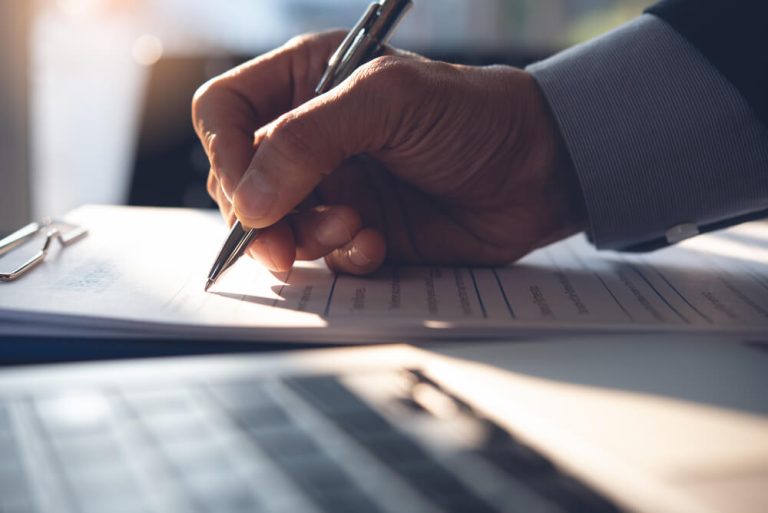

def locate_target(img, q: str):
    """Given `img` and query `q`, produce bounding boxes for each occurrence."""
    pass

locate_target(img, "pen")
[205,0,413,292]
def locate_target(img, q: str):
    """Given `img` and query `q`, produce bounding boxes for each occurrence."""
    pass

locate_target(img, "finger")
[244,219,296,272]
[232,55,421,229]
[291,205,362,261]
[192,32,348,200]
[324,228,386,275]
[206,171,219,205]
[207,173,236,226]
[194,97,258,200]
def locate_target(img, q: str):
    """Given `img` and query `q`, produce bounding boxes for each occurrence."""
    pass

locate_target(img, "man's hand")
[192,31,586,274]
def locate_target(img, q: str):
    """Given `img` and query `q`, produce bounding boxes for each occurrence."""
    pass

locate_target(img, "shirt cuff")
[527,14,768,250]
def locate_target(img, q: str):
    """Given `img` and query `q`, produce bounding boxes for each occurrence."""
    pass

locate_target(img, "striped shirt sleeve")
[527,14,768,251]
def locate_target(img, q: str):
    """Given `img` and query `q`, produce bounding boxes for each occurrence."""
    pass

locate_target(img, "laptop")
[0,334,765,513]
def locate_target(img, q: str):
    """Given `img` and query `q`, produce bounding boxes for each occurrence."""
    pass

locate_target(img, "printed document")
[0,206,766,342]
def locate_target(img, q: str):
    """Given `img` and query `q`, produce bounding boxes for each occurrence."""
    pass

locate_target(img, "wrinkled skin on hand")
[193,31,586,274]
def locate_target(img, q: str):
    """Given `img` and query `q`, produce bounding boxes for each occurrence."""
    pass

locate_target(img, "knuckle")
[345,56,426,148]
[207,129,227,156]
[266,113,319,169]
[191,78,230,145]
[285,30,346,51]
[355,55,416,93]
[206,172,218,199]
[206,133,227,172]
[285,33,314,50]
[284,32,324,52]
[266,109,343,178]
[191,76,220,122]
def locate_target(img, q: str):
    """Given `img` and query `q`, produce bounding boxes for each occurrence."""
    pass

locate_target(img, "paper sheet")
[0,206,766,342]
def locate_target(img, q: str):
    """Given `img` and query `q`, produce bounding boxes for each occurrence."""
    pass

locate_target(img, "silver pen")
[205,0,413,291]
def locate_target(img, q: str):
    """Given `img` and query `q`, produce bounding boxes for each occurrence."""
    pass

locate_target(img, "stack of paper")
[0,206,766,343]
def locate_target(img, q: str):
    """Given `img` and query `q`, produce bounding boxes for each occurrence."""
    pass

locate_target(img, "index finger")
[191,32,346,198]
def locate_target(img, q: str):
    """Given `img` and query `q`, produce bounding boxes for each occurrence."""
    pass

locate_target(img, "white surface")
[0,205,766,342]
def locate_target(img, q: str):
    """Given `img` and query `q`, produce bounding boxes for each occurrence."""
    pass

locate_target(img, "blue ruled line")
[468,268,487,318]
[323,274,339,318]
[492,269,515,319]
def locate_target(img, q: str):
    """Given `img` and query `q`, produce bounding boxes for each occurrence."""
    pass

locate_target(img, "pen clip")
[315,1,381,95]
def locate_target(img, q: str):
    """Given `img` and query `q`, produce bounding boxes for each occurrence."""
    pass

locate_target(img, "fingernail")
[234,169,276,220]
[315,215,352,247]
[348,245,371,267]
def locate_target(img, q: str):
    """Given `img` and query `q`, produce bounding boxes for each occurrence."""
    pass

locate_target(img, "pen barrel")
[329,35,383,90]
[316,0,413,94]
[370,0,413,44]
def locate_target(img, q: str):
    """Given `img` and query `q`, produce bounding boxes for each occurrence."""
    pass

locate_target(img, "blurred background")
[1,0,653,234]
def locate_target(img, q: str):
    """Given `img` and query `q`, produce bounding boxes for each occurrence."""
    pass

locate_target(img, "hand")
[192,31,586,274]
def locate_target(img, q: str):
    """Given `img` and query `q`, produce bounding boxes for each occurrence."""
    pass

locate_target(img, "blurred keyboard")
[0,370,621,513]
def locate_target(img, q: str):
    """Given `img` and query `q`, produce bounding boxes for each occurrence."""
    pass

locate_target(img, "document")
[0,205,766,342]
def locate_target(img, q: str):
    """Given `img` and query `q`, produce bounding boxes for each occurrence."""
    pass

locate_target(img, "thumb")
[232,55,412,228]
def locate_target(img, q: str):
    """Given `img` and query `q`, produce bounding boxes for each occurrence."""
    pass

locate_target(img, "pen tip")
[204,279,213,292]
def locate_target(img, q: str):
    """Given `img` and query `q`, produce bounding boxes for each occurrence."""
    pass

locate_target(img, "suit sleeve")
[647,0,768,130]
[526,12,768,251]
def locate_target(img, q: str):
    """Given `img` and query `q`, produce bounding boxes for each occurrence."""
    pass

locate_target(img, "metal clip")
[0,220,88,282]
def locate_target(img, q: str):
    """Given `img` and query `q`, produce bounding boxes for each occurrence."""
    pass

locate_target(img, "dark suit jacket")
[647,0,768,130]
[529,1,768,251]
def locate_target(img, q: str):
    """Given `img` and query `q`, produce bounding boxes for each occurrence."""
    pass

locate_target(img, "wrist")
[523,71,588,248]
[549,112,588,243]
